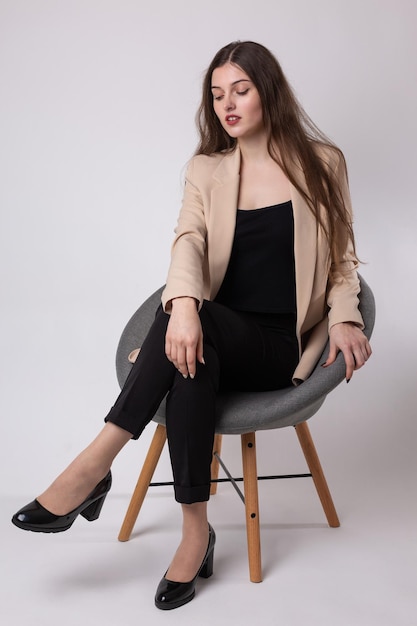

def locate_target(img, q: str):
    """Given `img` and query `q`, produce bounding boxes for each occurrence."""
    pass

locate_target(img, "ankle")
[59,455,107,488]
[181,502,208,532]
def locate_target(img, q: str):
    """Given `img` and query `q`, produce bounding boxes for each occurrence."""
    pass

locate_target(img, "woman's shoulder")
[188,151,230,169]
[185,150,236,182]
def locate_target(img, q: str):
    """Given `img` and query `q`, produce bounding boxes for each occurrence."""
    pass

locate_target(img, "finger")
[176,347,188,378]
[168,344,181,371]
[364,341,372,359]
[197,333,205,365]
[322,342,338,367]
[353,343,371,370]
[350,336,371,369]
[352,351,365,370]
[166,343,176,364]
[186,345,197,379]
[342,349,356,381]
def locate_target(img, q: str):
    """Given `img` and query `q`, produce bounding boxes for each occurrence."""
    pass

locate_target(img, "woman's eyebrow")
[211,79,251,89]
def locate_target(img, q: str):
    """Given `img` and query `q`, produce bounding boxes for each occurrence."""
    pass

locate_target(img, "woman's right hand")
[165,297,204,379]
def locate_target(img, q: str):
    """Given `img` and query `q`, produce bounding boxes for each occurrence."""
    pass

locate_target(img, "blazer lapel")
[291,184,318,339]
[207,149,241,298]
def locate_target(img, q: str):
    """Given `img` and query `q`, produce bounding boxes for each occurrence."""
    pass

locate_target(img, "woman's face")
[211,63,264,141]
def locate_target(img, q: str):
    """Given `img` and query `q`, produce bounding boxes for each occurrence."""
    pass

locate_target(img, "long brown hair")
[195,41,358,275]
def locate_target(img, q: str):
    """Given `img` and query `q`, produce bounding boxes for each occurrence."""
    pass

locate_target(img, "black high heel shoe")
[155,524,216,610]
[11,471,112,533]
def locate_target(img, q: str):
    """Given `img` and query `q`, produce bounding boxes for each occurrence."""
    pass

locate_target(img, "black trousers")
[105,301,298,504]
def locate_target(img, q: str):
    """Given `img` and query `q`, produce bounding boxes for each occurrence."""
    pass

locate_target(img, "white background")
[1,0,416,510]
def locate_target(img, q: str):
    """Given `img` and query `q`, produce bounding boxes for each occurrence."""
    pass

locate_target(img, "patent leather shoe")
[155,524,216,610]
[11,471,112,533]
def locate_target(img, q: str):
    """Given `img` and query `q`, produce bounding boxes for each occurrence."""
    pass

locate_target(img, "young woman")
[12,41,372,610]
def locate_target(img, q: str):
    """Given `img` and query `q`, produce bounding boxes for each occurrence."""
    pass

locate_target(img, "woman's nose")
[224,97,235,110]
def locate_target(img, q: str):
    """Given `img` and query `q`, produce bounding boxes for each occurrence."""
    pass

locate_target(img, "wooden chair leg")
[210,434,223,496]
[118,423,167,542]
[295,421,340,528]
[241,432,262,582]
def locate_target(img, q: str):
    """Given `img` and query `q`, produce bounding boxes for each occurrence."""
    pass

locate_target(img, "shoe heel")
[80,494,107,522]
[199,547,214,579]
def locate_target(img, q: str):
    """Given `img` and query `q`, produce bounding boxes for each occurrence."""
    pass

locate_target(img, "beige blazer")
[162,146,364,383]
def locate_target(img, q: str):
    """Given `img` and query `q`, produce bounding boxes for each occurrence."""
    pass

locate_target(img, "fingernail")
[183,374,188,379]
[346,378,351,384]
[201,357,206,365]
[321,362,326,367]
[190,374,195,379]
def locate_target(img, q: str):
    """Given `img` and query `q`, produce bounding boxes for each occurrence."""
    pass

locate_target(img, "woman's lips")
[225,115,240,126]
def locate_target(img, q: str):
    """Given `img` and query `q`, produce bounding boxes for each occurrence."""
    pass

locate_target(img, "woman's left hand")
[323,322,372,382]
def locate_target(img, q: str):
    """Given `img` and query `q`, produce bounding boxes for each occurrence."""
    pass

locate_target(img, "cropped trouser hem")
[104,407,145,440]
[174,484,211,504]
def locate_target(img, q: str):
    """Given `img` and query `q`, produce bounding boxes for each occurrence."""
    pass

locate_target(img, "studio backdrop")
[0,0,416,499]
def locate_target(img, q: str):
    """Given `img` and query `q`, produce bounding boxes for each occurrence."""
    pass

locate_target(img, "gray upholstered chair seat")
[116,275,375,435]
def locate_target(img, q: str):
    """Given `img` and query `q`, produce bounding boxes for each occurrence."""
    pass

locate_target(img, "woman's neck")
[237,134,279,165]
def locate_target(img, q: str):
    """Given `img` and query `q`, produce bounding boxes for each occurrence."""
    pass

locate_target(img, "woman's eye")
[212,94,223,101]
[236,89,249,96]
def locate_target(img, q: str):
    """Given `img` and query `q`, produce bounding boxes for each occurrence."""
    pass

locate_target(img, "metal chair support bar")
[149,451,312,508]
[149,473,312,488]
[214,452,245,503]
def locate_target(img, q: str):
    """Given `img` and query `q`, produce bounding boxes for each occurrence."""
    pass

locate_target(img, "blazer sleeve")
[161,158,208,312]
[326,152,364,330]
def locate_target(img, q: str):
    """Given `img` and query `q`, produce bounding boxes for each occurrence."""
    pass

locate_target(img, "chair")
[115,275,375,582]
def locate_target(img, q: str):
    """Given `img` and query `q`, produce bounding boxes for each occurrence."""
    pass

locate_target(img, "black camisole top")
[214,200,296,315]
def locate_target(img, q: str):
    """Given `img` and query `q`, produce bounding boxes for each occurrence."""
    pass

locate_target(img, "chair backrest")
[115,274,375,435]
